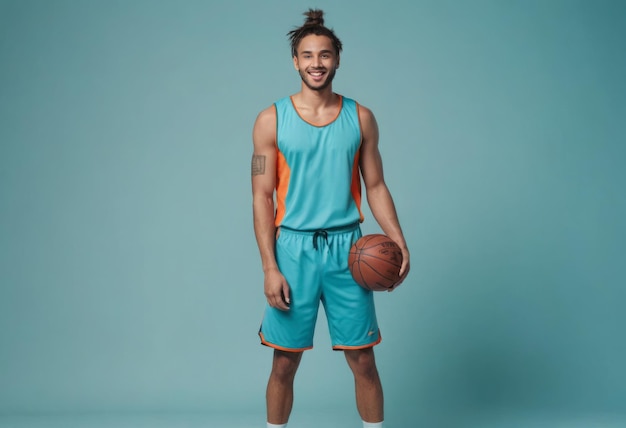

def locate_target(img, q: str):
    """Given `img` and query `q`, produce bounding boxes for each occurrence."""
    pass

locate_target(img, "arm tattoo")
[251,155,266,176]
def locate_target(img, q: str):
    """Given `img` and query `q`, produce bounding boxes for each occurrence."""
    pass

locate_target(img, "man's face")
[293,34,339,91]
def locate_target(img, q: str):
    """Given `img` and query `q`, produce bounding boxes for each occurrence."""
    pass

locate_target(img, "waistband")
[277,221,360,236]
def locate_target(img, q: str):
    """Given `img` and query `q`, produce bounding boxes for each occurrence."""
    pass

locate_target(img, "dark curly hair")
[287,9,343,57]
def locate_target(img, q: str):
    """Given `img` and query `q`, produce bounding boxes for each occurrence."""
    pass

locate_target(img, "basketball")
[348,234,403,291]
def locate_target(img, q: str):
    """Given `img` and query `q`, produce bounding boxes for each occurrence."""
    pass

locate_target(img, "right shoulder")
[254,104,277,128]
[253,104,277,147]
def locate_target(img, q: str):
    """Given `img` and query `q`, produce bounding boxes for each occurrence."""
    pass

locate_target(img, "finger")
[399,260,409,278]
[275,298,290,311]
[393,262,410,291]
[400,263,410,282]
[398,249,410,277]
[270,291,289,311]
[282,283,291,306]
[398,261,406,277]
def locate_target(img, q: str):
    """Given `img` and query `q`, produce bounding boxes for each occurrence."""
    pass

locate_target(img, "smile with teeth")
[308,69,326,79]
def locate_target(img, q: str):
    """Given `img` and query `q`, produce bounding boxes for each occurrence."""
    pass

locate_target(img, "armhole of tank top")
[272,103,278,148]
[355,101,364,147]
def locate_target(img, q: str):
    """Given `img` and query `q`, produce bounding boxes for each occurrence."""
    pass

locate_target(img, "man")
[251,9,410,428]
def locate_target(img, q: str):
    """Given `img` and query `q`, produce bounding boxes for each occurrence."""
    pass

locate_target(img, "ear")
[336,55,340,69]
[293,55,299,71]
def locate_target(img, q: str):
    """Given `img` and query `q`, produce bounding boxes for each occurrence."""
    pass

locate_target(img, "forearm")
[253,194,279,272]
[366,183,408,249]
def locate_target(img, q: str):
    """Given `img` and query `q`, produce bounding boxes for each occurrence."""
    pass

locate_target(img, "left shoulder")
[339,95,377,132]
[353,102,378,136]
[345,97,375,123]
[339,95,373,117]
[356,103,375,123]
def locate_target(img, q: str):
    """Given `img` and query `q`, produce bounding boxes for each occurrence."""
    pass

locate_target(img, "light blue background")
[1,1,625,427]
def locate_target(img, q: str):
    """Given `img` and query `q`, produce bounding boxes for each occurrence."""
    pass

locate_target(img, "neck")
[295,85,338,109]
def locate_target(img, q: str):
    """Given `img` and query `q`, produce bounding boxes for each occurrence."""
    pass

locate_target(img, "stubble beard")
[299,67,337,92]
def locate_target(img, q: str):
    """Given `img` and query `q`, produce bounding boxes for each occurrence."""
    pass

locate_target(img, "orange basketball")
[348,234,403,291]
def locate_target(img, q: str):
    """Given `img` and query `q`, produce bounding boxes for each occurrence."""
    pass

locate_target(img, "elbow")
[365,181,388,199]
[252,192,275,215]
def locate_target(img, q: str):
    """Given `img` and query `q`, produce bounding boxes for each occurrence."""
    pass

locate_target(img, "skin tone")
[251,33,410,425]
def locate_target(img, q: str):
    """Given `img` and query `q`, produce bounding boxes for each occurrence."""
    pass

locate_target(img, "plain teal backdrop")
[1,0,625,427]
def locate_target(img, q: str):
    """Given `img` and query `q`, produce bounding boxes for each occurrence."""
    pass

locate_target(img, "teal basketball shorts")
[259,222,381,352]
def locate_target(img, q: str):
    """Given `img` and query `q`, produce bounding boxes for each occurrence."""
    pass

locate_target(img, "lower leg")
[266,350,303,425]
[345,348,384,423]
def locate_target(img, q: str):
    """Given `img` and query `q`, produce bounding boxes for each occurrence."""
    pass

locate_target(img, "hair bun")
[303,8,324,26]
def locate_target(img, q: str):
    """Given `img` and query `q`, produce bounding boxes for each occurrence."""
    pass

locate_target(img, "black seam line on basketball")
[360,260,399,282]
[356,263,383,290]
[361,235,379,249]
[357,235,382,250]
[359,253,402,268]
[360,243,400,252]
[350,243,402,256]
[356,259,366,286]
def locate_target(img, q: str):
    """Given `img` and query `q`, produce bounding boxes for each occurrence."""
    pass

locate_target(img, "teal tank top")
[274,95,364,230]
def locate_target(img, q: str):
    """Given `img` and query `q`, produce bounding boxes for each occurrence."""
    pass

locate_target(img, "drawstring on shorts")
[277,221,360,251]
[312,230,329,250]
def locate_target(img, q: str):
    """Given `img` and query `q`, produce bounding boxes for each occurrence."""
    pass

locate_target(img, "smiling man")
[251,9,410,428]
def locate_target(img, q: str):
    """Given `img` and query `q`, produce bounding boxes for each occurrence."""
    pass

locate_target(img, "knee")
[271,350,302,382]
[346,349,379,379]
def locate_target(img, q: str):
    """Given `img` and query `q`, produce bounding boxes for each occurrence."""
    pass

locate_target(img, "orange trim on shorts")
[259,331,313,353]
[332,330,382,351]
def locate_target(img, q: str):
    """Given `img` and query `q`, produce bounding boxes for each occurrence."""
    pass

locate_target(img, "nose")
[312,55,322,67]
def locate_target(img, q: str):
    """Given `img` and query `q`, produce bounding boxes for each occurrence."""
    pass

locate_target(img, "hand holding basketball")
[348,234,404,291]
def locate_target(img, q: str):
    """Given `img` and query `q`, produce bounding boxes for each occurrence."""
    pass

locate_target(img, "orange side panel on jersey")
[274,149,291,227]
[353,102,365,222]
[351,149,364,222]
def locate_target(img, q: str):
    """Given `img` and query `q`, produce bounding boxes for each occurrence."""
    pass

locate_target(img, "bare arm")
[358,105,410,286]
[252,106,290,310]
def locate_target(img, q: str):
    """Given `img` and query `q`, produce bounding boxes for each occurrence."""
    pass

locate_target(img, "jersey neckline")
[289,94,344,128]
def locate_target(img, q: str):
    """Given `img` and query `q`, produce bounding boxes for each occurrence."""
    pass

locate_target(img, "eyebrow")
[300,49,334,55]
